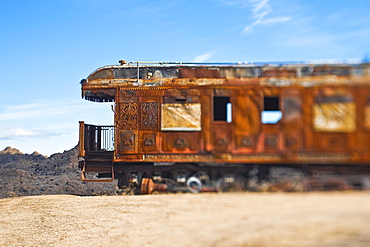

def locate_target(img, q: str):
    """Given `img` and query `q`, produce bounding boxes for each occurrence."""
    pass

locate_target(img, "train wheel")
[141,178,150,194]
[141,178,168,194]
[194,171,211,186]
[186,176,202,193]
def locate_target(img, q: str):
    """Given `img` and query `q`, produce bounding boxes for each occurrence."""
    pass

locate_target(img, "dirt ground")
[1,192,370,247]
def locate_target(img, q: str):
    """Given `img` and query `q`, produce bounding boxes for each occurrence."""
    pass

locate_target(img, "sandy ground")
[1,192,370,247]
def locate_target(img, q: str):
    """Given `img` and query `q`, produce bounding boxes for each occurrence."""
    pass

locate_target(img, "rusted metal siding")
[80,62,370,166]
[179,67,220,78]
[200,90,213,152]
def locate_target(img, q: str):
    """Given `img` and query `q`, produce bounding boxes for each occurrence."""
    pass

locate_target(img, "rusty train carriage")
[79,61,370,193]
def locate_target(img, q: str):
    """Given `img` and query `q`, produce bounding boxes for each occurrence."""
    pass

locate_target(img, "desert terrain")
[1,146,370,246]
[1,192,370,247]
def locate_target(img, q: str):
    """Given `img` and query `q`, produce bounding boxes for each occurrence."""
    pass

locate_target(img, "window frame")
[261,96,282,124]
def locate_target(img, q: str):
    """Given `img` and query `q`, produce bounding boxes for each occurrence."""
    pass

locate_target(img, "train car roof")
[81,60,370,102]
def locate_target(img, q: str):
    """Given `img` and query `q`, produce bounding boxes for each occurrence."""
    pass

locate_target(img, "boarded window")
[282,95,302,124]
[161,103,201,131]
[313,94,356,132]
[262,96,282,124]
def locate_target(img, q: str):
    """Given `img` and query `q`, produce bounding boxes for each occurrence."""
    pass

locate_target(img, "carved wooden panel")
[265,134,278,150]
[284,132,302,151]
[118,130,138,154]
[140,132,157,152]
[261,133,280,151]
[117,103,138,130]
[213,123,231,152]
[236,135,257,151]
[162,133,199,152]
[140,102,159,130]
[317,133,348,151]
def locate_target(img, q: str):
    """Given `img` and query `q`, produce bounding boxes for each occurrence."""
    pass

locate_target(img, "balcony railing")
[79,122,114,155]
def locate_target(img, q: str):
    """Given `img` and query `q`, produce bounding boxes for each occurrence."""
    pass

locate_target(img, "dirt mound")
[0,146,117,199]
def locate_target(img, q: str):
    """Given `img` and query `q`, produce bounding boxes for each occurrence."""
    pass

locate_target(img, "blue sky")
[1,0,370,155]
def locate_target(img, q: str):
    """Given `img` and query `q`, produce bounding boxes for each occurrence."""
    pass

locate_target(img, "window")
[214,97,232,123]
[262,96,282,124]
[161,103,201,131]
[313,94,356,132]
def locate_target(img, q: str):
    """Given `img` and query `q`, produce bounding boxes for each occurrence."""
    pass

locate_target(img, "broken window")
[214,97,232,123]
[262,96,282,124]
[313,94,356,132]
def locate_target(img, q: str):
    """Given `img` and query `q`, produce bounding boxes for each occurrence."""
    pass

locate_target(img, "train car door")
[233,89,261,153]
[260,89,283,153]
[260,89,303,155]
[212,90,233,153]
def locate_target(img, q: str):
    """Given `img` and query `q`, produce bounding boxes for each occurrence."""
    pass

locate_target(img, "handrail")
[118,59,364,66]
[79,122,114,154]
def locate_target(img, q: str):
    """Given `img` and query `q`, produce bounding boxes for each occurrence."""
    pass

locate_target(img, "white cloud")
[224,0,292,33]
[0,99,71,121]
[259,16,291,25]
[0,98,112,123]
[0,98,113,155]
[0,127,62,141]
[252,0,270,16]
[192,52,215,62]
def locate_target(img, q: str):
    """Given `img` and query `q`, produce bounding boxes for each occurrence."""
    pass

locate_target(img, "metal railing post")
[78,121,85,157]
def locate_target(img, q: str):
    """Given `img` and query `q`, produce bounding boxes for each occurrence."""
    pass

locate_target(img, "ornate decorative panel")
[284,132,301,151]
[264,134,278,150]
[141,102,159,130]
[141,132,157,152]
[236,135,257,150]
[317,134,347,151]
[118,130,138,154]
[212,123,231,152]
[162,133,199,152]
[118,103,138,130]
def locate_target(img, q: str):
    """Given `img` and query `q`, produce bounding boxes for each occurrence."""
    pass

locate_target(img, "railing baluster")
[82,124,114,152]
